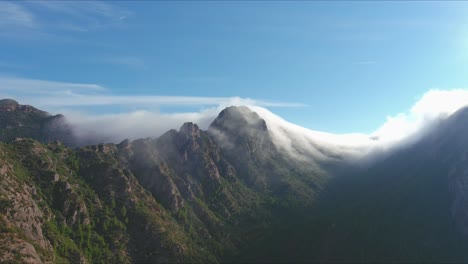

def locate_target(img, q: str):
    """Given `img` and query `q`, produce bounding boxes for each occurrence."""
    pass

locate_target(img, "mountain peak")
[0,98,48,116]
[0,99,19,106]
[179,122,200,138]
[209,106,267,134]
[208,106,275,159]
[0,99,20,112]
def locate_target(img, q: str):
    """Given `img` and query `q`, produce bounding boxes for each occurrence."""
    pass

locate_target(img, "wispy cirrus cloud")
[0,76,106,98]
[0,76,304,108]
[27,95,304,108]
[0,1,132,38]
[354,61,377,65]
[87,56,147,70]
[30,1,132,30]
[0,2,36,29]
[0,61,28,70]
[0,75,305,143]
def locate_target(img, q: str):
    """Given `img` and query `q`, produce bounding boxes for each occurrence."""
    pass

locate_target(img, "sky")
[1,1,468,135]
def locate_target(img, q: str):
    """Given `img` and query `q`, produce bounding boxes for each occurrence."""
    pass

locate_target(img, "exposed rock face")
[0,146,54,263]
[0,99,47,115]
[0,99,20,111]
[208,106,281,188]
[0,99,77,145]
[209,106,274,154]
[0,236,44,264]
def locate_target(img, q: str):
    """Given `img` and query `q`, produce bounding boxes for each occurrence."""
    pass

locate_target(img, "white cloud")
[249,106,374,162]
[62,100,302,144]
[0,76,304,109]
[247,89,468,164]
[0,76,106,96]
[371,89,468,144]
[0,76,305,144]
[64,107,223,143]
[2,75,467,165]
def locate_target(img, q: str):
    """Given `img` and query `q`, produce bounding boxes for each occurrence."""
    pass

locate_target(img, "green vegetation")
[0,121,329,263]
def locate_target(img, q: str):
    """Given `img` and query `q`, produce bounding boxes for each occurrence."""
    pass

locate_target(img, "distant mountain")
[0,99,76,146]
[2,99,468,263]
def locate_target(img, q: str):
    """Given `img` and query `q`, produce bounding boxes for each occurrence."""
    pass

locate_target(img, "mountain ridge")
[0,101,328,263]
[2,99,468,263]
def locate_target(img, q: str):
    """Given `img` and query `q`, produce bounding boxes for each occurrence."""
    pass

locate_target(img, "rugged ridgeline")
[0,104,327,263]
[3,100,468,263]
[0,99,76,146]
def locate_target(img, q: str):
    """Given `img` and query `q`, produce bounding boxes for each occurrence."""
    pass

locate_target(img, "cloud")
[31,1,132,31]
[2,75,467,166]
[0,76,305,109]
[63,100,301,145]
[0,1,132,39]
[249,106,374,163]
[63,107,224,144]
[354,61,377,65]
[371,89,468,144]
[247,89,468,164]
[0,2,35,29]
[88,56,147,70]
[0,76,305,144]
[0,62,28,70]
[0,76,105,96]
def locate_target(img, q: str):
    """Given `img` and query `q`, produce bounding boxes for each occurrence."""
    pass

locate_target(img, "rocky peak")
[117,139,131,149]
[0,99,19,105]
[0,98,48,116]
[209,106,267,134]
[0,99,20,112]
[179,122,200,139]
[207,106,273,153]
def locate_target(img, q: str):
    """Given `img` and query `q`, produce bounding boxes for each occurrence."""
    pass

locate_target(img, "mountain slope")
[3,99,468,263]
[0,103,329,263]
[247,106,468,263]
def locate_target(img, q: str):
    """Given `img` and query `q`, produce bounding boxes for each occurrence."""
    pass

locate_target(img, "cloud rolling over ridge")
[1,76,468,163]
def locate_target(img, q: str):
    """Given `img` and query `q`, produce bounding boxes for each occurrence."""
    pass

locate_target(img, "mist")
[47,89,468,167]
[5,80,468,165]
[251,89,468,165]
[62,108,221,144]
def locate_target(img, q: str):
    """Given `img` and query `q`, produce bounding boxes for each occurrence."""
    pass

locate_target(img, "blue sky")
[1,1,468,134]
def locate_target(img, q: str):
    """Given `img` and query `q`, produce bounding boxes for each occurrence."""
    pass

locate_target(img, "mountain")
[0,99,76,146]
[2,100,468,263]
[244,106,468,263]
[0,102,327,263]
